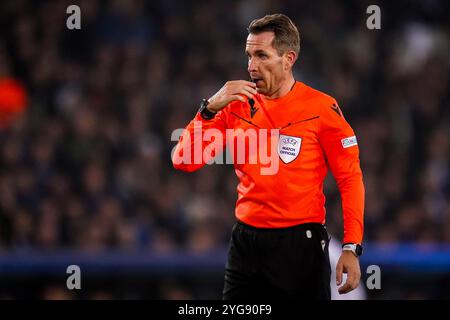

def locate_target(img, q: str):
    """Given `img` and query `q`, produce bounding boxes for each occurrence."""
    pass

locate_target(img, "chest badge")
[278,134,302,164]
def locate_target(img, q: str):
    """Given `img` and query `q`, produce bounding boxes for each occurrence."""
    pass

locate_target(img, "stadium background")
[0,0,449,299]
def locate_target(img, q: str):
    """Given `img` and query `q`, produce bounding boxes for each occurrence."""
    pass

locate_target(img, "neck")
[266,74,296,99]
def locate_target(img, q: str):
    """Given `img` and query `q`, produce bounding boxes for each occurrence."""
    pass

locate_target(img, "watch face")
[356,245,363,256]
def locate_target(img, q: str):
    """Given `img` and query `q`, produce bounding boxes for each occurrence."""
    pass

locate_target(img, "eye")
[258,53,268,59]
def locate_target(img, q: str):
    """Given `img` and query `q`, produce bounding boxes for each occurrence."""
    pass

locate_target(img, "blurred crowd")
[0,0,449,258]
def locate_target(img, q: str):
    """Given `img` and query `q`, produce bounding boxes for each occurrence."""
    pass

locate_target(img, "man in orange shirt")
[172,13,364,300]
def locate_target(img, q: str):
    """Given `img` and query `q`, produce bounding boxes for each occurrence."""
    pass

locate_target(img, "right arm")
[172,80,256,172]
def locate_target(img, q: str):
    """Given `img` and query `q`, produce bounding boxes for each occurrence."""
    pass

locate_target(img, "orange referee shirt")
[172,82,364,244]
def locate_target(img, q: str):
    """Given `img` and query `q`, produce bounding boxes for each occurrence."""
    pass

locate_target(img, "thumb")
[336,260,343,286]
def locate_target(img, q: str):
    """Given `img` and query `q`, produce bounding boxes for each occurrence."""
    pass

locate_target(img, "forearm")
[337,172,365,244]
[172,112,226,172]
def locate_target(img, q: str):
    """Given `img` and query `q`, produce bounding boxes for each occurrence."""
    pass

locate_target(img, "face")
[246,31,295,97]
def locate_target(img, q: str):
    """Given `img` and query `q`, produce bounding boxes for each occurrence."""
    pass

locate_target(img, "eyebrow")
[245,49,268,56]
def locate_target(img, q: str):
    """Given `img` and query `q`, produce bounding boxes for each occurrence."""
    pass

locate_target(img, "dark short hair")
[247,13,300,56]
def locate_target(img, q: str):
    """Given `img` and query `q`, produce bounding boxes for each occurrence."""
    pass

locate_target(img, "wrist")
[342,243,363,257]
[206,98,222,112]
[198,99,217,120]
[205,104,217,113]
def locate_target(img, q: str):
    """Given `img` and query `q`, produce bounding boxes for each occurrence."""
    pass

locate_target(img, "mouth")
[251,78,264,87]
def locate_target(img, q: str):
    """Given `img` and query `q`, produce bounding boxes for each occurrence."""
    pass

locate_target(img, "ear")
[283,50,297,70]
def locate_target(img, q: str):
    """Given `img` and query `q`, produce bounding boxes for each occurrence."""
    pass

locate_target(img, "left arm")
[318,100,365,294]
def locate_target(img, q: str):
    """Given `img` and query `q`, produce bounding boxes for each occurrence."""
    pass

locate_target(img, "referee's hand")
[336,251,361,294]
[207,80,257,112]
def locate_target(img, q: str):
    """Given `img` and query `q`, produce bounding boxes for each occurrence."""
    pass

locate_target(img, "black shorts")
[223,220,331,300]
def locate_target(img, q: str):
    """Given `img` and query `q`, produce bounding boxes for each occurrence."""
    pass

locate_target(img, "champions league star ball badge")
[278,134,302,164]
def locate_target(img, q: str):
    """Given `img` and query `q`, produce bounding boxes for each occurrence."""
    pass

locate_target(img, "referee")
[172,14,364,300]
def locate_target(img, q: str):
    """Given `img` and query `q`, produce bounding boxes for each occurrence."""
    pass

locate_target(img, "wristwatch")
[198,99,217,120]
[342,243,363,257]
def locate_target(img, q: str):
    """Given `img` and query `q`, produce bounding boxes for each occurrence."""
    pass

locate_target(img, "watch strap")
[199,99,216,120]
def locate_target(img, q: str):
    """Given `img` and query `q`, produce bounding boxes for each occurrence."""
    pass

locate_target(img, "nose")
[247,57,258,74]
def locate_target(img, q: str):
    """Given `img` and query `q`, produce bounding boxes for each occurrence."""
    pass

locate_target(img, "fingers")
[230,95,246,103]
[209,80,257,111]
[231,81,257,94]
[225,80,256,90]
[338,281,353,294]
[242,85,258,96]
[338,276,359,294]
[237,87,256,100]
[336,261,343,286]
[338,269,361,294]
[229,81,256,97]
[228,84,256,102]
[235,80,257,88]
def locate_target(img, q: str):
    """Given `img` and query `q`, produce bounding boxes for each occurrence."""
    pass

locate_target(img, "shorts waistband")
[236,220,326,233]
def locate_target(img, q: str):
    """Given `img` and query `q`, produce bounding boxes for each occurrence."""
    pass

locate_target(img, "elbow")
[172,162,198,172]
[336,173,365,196]
[171,153,200,172]
[171,153,187,171]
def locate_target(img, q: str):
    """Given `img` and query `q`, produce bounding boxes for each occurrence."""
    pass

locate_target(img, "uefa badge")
[278,134,302,164]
